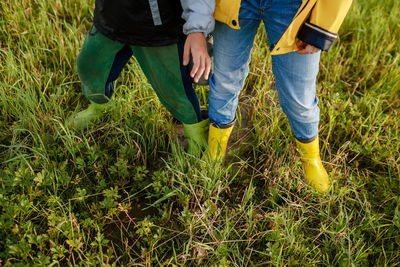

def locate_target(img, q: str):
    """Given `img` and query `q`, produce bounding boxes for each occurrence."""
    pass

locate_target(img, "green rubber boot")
[66,101,109,130]
[183,119,209,157]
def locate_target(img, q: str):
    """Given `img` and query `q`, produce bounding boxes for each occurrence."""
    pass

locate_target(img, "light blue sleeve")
[180,0,215,36]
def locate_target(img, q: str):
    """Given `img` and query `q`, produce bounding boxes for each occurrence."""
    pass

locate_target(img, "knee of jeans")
[272,53,320,87]
[211,64,249,94]
[286,102,320,124]
[275,78,318,114]
[278,88,318,120]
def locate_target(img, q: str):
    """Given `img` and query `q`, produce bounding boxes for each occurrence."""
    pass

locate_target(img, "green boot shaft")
[183,119,209,157]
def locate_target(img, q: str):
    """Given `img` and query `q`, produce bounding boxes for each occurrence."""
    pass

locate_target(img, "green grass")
[1,0,399,265]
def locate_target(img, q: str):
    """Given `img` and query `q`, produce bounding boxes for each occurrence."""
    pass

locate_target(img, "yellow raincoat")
[214,0,353,55]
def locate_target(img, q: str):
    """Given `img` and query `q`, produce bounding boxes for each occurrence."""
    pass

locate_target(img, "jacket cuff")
[181,0,215,37]
[183,16,215,37]
[184,29,209,38]
[297,22,338,51]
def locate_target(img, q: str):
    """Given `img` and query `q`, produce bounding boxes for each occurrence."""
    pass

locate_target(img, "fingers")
[296,39,306,50]
[190,54,211,83]
[296,39,320,54]
[193,55,205,83]
[184,32,210,83]
[203,56,212,81]
[310,46,320,53]
[296,39,308,54]
[296,44,320,54]
[190,53,200,79]
[183,42,190,66]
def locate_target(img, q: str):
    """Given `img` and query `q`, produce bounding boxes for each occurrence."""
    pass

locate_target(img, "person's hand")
[296,39,320,54]
[183,32,212,83]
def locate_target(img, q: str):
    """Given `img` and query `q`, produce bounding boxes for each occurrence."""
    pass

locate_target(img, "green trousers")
[76,26,202,124]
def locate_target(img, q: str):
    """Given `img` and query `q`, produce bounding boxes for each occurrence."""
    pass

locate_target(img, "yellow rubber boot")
[206,123,234,162]
[296,136,331,193]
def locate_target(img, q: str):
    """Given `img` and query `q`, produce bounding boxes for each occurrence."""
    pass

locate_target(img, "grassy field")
[0,0,399,265]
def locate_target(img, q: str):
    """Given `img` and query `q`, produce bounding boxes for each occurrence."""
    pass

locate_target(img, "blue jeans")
[209,0,321,140]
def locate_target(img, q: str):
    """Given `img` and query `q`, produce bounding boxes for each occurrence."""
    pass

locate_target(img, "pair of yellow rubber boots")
[207,123,330,193]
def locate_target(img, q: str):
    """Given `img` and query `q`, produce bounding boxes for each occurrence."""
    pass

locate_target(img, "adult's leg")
[68,26,132,130]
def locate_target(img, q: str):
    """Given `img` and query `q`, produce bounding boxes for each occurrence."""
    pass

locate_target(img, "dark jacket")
[93,0,184,46]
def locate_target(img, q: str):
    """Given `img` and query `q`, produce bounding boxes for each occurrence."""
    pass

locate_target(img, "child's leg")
[206,19,260,161]
[208,19,259,126]
[263,0,320,141]
[263,0,330,192]
[130,42,202,124]
[67,26,132,130]
[77,26,132,104]
[270,52,321,140]
[130,41,207,155]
